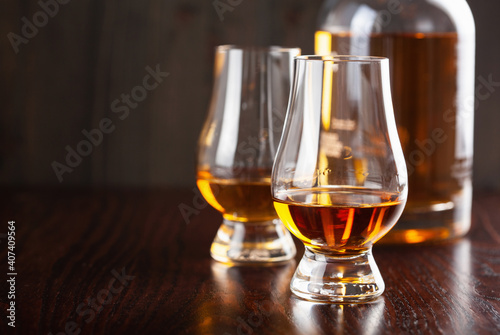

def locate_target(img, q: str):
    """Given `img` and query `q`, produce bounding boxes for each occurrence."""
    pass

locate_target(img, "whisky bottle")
[316,0,475,243]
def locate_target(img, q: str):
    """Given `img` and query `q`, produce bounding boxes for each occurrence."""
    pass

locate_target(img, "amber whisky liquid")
[273,188,404,252]
[197,171,277,222]
[315,32,473,243]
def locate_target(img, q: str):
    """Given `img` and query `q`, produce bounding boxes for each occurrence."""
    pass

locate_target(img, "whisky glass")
[197,45,300,264]
[272,56,408,302]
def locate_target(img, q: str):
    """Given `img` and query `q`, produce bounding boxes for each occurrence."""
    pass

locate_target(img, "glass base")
[210,218,296,264]
[290,248,384,303]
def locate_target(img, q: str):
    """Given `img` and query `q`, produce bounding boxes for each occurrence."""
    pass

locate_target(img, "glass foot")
[210,218,296,264]
[290,247,384,303]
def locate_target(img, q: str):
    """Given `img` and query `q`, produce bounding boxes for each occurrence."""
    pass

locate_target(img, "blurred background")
[0,0,498,190]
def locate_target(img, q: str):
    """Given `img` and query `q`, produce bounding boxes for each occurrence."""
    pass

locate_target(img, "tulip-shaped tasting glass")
[197,46,300,264]
[272,56,408,302]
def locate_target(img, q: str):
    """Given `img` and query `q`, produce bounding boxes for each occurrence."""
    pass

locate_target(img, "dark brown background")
[0,0,499,189]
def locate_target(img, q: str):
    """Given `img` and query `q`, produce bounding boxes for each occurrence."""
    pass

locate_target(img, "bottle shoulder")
[318,0,475,35]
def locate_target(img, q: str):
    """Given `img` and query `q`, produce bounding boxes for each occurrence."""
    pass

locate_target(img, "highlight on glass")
[197,45,300,264]
[271,55,408,302]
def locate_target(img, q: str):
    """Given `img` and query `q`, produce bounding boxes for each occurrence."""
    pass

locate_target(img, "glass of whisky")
[197,45,300,264]
[272,56,408,302]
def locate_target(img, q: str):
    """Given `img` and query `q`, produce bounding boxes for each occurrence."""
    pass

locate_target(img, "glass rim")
[215,44,301,53]
[295,55,389,63]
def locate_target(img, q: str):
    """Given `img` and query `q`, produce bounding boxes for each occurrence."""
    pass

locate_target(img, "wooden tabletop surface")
[0,188,499,334]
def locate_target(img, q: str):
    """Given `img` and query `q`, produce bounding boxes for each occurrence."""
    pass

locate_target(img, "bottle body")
[316,0,475,243]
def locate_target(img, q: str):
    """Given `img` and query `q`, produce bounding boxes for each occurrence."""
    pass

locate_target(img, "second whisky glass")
[272,56,408,302]
[197,46,300,264]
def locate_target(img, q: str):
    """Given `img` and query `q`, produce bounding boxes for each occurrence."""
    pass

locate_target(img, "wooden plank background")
[0,0,498,189]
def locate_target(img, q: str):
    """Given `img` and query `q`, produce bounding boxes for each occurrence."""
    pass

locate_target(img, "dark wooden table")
[0,188,499,334]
